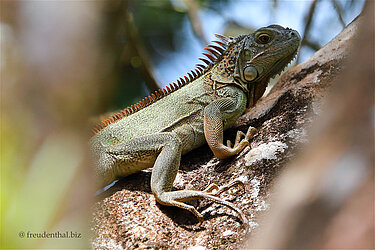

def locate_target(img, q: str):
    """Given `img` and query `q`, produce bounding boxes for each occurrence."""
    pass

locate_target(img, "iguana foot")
[227,126,257,148]
[154,189,249,231]
[211,126,257,159]
[201,180,249,232]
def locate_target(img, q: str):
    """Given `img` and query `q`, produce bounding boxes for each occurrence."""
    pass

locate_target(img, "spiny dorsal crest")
[92,34,236,134]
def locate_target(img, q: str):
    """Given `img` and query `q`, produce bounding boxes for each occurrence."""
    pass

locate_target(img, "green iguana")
[91,25,300,230]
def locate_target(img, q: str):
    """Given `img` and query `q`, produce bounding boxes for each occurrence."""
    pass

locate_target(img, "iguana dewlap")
[91,25,300,231]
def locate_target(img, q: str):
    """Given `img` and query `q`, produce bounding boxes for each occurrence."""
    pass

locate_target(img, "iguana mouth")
[245,40,300,108]
[269,48,299,79]
[257,42,300,82]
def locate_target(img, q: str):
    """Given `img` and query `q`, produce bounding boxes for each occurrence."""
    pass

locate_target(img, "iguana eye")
[257,34,271,44]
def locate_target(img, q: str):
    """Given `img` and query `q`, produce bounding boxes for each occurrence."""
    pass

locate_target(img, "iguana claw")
[203,179,245,196]
[201,179,249,231]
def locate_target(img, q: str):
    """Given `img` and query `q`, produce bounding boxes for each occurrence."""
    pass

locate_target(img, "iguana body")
[91,25,300,230]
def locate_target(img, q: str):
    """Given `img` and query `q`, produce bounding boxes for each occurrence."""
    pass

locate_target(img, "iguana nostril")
[288,31,300,40]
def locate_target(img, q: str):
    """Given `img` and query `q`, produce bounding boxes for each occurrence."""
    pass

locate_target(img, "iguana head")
[237,25,300,106]
[234,25,300,82]
[211,25,301,107]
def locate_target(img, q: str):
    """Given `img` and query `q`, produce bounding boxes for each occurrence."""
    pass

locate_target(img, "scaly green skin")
[91,25,300,230]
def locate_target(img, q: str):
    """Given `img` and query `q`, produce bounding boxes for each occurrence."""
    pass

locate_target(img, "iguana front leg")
[204,98,257,159]
[106,132,248,229]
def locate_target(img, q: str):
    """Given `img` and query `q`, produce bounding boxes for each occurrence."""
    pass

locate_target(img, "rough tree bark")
[92,4,373,249]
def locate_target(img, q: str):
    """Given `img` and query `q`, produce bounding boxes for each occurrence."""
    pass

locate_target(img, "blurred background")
[0,0,367,248]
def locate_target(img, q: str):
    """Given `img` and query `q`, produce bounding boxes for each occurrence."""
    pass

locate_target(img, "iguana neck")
[207,35,267,108]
